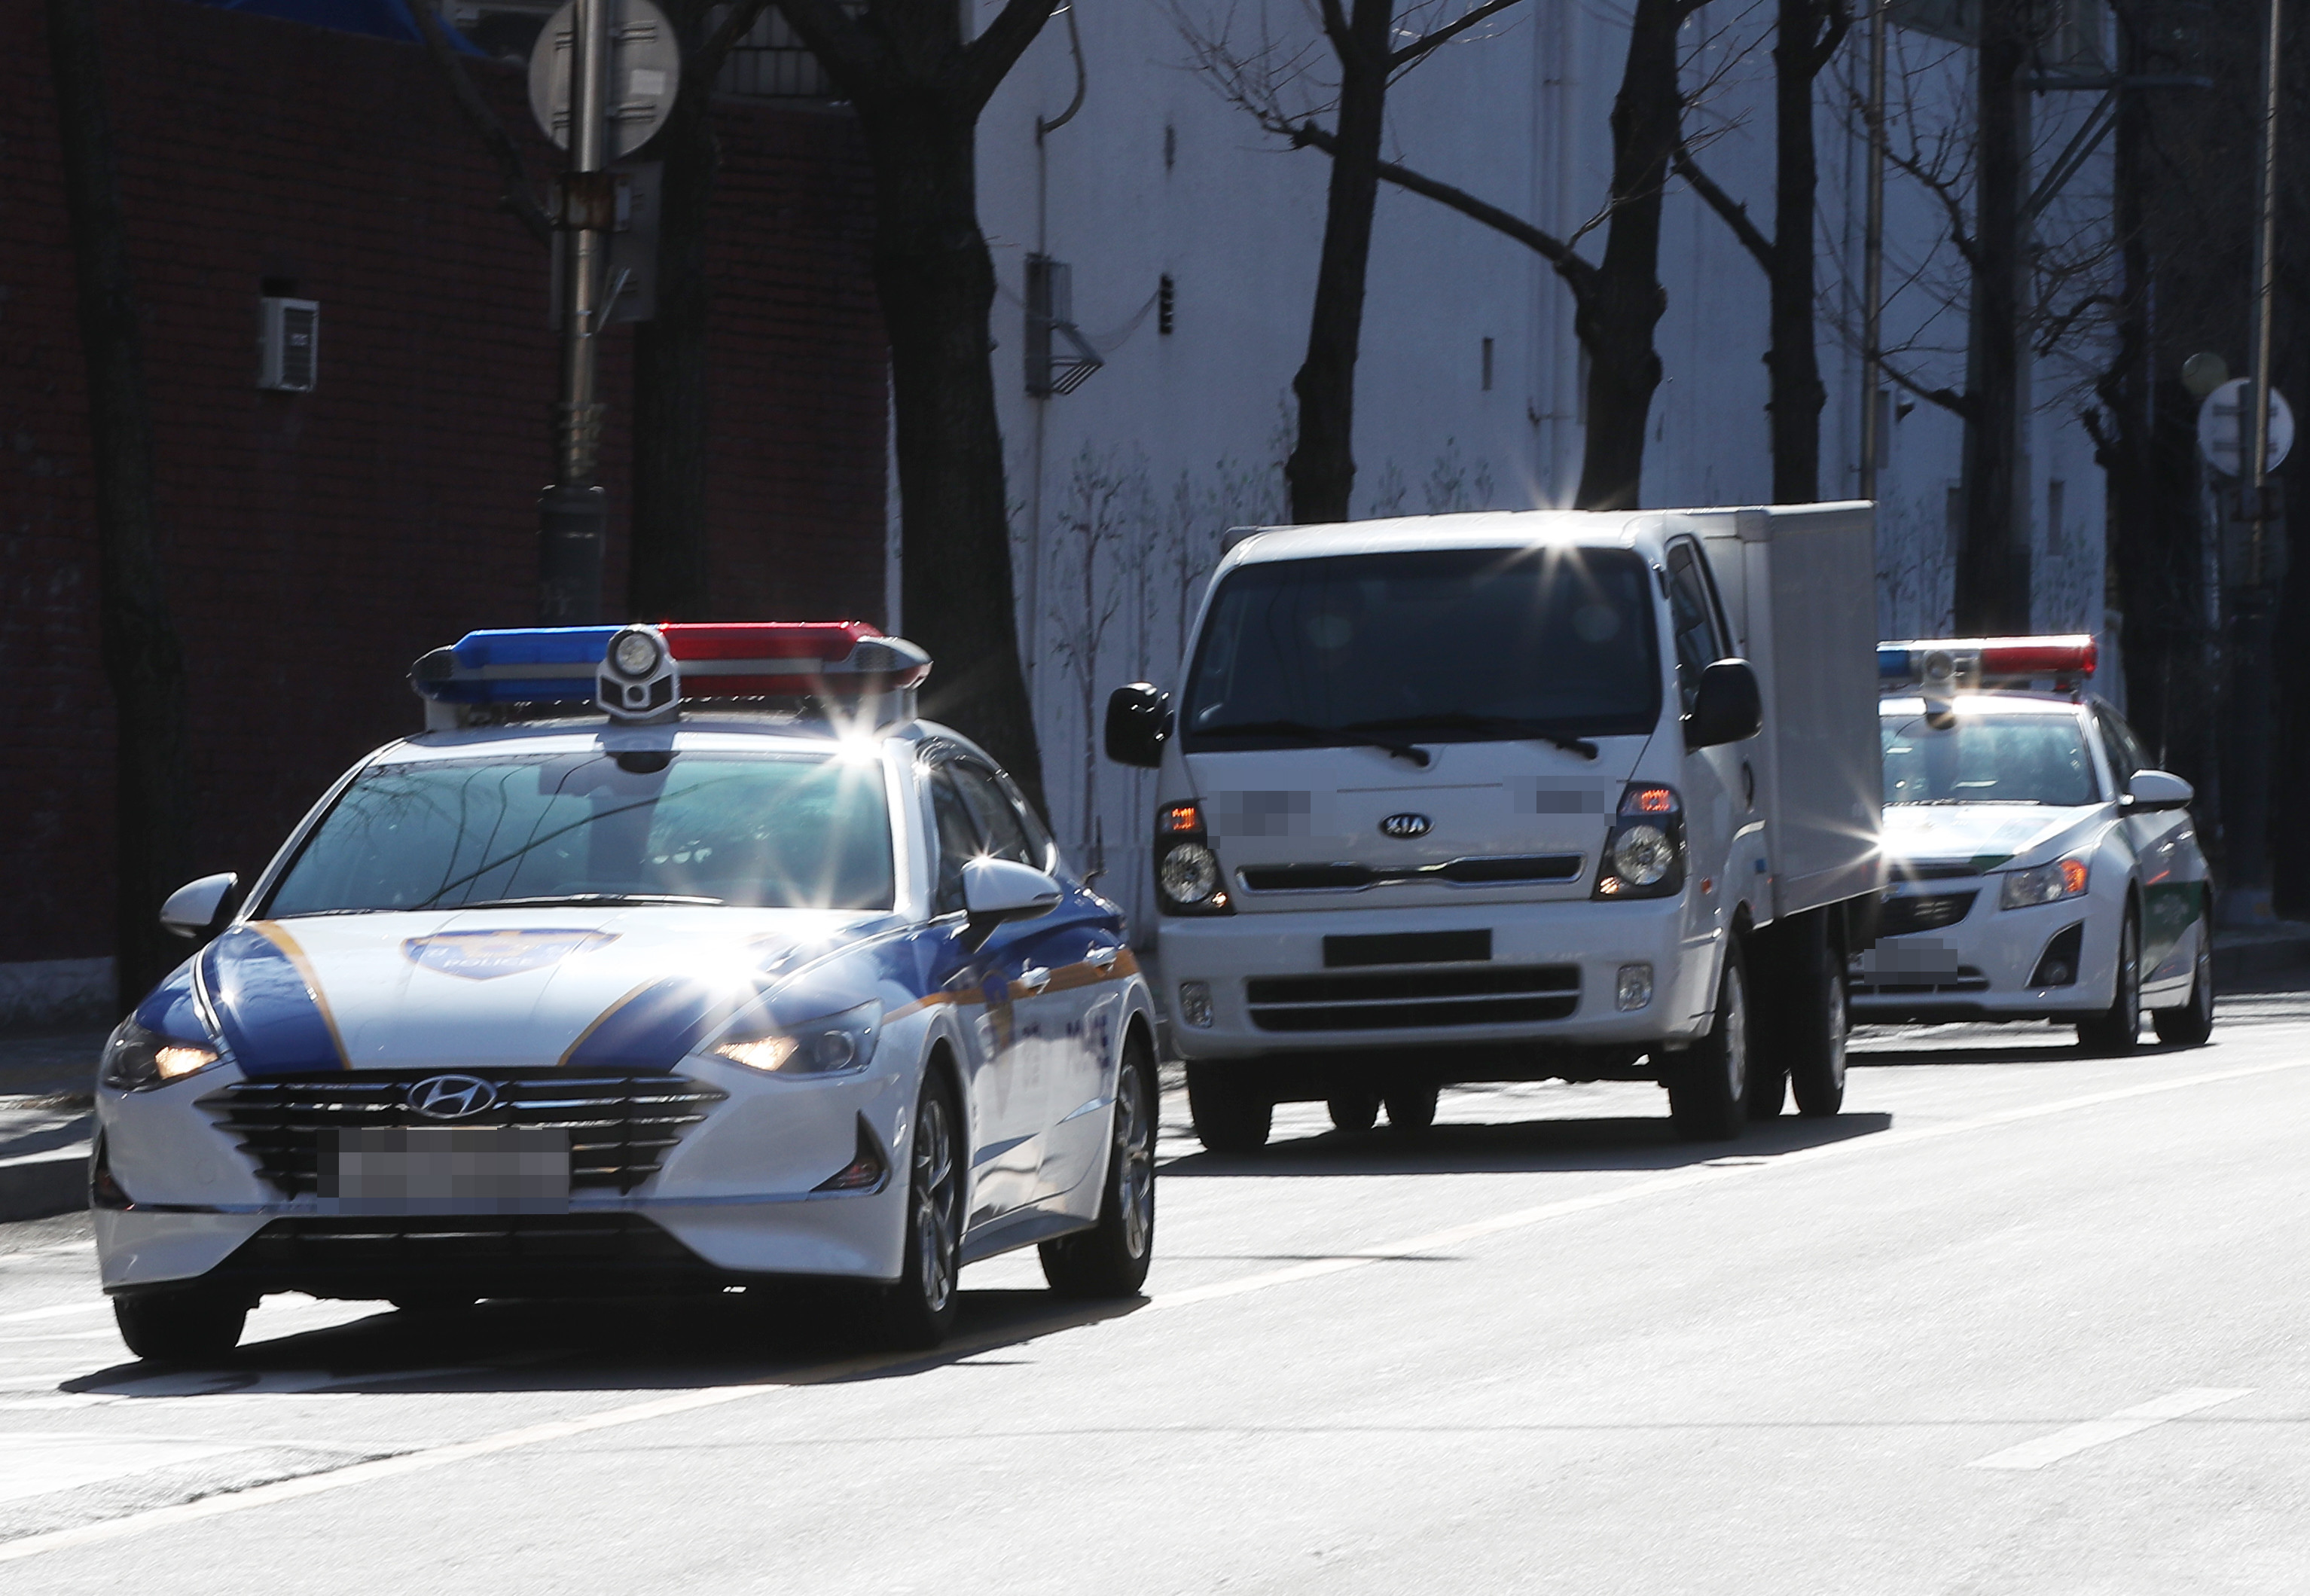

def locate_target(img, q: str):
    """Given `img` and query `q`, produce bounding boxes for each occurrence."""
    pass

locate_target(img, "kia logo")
[1378,813,1433,840]
[406,1073,499,1120]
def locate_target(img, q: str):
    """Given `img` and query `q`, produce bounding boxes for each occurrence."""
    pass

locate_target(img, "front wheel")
[1383,1082,1439,1134]
[1186,1063,1272,1154]
[1041,1038,1158,1297]
[2077,908,2142,1056]
[114,1288,249,1366]
[1788,922,1850,1118]
[2153,913,2215,1047]
[1668,939,1751,1142]
[871,1073,963,1349]
[1326,1091,1381,1134]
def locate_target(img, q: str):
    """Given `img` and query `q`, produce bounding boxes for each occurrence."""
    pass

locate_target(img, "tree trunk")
[1765,0,1827,504]
[627,5,718,621]
[1576,0,1690,511]
[47,0,194,1012]
[1956,0,2029,632]
[1283,0,1393,525]
[864,100,1047,812]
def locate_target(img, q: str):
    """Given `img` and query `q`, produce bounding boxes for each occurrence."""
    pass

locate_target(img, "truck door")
[1665,539,1749,981]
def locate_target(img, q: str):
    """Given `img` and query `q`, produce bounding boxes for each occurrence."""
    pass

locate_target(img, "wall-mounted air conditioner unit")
[258,297,319,392]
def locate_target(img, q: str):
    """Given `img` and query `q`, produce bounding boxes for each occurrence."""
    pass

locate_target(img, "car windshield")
[1181,545,1661,750]
[265,751,895,914]
[1881,712,2100,807]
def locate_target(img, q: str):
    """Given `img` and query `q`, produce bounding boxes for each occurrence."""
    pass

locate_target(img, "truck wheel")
[1668,939,1750,1142]
[2077,908,2142,1056]
[1383,1082,1439,1134]
[1186,1063,1272,1154]
[1326,1091,1380,1133]
[1787,917,1849,1118]
[114,1288,249,1366]
[2152,912,2215,1048]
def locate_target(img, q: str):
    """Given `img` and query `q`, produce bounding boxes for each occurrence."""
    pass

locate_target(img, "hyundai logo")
[1378,813,1433,840]
[406,1073,499,1120]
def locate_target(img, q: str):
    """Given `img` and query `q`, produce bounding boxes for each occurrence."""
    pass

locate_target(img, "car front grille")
[1246,966,1579,1031]
[1237,854,1583,893]
[1878,891,1979,935]
[199,1070,727,1197]
[1850,965,1991,996]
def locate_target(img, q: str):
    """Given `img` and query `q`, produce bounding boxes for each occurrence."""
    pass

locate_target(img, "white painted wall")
[943,0,2116,925]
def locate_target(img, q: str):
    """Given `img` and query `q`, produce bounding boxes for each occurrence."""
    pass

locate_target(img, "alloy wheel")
[1115,1065,1155,1260]
[912,1094,960,1315]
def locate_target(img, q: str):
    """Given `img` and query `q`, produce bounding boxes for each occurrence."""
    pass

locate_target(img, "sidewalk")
[2212,921,2310,991]
[0,1028,103,1223]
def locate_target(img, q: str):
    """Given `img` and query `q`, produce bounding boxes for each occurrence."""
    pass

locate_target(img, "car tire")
[1383,1082,1439,1134]
[2077,907,2143,1056]
[871,1070,964,1349]
[2153,912,2215,1048]
[1669,938,1751,1142]
[1186,1063,1271,1154]
[1786,919,1849,1118]
[113,1288,249,1366]
[1041,1036,1158,1298]
[1326,1091,1381,1133]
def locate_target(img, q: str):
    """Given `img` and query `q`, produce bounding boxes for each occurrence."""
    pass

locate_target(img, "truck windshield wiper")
[1189,719,1432,767]
[1347,713,1600,761]
[442,893,727,909]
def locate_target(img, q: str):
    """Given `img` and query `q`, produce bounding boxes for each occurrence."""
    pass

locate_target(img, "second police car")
[91,621,1158,1362]
[1856,636,2214,1051]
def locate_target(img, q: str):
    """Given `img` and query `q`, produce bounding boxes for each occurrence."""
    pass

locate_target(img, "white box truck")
[1104,504,1884,1150]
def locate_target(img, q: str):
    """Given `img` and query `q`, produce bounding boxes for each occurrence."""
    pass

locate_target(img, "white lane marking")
[1970,1387,2253,1470]
[3,1051,2303,1564]
[0,1434,243,1506]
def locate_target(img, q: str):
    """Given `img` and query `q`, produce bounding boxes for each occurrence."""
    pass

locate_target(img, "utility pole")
[539,0,612,624]
[2224,0,2284,923]
[1954,0,2031,635]
[1858,0,1887,502]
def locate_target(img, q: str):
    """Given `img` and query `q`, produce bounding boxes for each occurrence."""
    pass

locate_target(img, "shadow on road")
[59,1285,1145,1400]
[1159,1109,1893,1179]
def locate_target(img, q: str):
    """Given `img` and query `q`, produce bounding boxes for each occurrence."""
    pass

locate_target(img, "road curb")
[0,1144,87,1223]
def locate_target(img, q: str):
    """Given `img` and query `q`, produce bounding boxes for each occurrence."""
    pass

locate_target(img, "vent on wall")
[258,297,319,392]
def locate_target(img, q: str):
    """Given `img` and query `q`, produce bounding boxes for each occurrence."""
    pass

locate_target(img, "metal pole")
[540,0,612,624]
[2225,0,2283,920]
[1858,0,1887,502]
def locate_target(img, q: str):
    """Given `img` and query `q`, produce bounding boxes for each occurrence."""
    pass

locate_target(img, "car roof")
[1225,509,1659,566]
[362,716,970,768]
[1879,692,2092,719]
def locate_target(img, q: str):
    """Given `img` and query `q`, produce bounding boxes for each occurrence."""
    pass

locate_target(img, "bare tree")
[772,0,1058,813]
[1676,0,1852,503]
[1187,0,1711,510]
[47,0,195,1008]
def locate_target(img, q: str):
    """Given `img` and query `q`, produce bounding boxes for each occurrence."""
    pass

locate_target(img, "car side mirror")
[959,858,1063,951]
[1105,683,1171,769]
[160,872,242,941]
[2124,769,2194,812]
[1685,659,1762,750]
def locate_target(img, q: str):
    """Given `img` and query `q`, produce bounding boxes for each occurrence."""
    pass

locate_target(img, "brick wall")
[0,0,887,967]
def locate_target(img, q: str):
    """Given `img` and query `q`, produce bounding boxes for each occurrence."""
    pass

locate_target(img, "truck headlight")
[100,1016,221,1092]
[2000,858,2089,909]
[1152,801,1231,914]
[1159,843,1220,904]
[709,999,881,1075]
[1594,785,1686,899]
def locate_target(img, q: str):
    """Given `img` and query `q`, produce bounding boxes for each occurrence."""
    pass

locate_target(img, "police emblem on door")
[1378,813,1433,839]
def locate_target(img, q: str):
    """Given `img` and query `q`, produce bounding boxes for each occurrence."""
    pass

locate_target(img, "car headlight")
[99,1015,222,1092]
[2000,857,2090,909]
[708,999,881,1075]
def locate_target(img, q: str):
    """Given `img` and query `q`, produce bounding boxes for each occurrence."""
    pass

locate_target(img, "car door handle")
[1016,966,1054,993]
[1085,945,1122,972]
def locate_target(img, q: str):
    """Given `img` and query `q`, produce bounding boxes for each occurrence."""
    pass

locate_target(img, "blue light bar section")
[451,627,618,668]
[1878,646,1913,682]
[412,627,615,704]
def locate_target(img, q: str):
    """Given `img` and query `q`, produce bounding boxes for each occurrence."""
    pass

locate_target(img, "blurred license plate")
[1855,939,1961,977]
[322,1128,569,1214]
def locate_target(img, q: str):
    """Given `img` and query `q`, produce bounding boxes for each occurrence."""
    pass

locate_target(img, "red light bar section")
[1979,636,2095,678]
[660,621,880,662]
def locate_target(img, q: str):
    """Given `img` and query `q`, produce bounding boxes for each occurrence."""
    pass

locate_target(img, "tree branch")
[1875,352,1973,421]
[693,0,775,84]
[1805,0,1851,78]
[412,3,551,245]
[1673,140,1771,271]
[962,0,1063,111]
[1388,0,1530,73]
[772,0,888,97]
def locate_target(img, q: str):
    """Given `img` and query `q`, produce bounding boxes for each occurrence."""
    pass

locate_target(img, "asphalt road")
[2,996,2306,1592]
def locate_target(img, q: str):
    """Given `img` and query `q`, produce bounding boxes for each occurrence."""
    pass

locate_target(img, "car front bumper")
[1850,877,2121,1024]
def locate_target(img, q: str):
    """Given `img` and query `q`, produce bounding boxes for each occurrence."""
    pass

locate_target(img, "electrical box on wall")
[258,297,319,392]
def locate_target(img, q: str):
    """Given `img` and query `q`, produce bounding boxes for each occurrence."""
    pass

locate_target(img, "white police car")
[93,622,1158,1362]
[1854,636,2213,1051]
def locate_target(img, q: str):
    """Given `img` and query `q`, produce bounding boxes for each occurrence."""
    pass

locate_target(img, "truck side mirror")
[2123,769,2194,811]
[160,872,242,941]
[1105,683,1171,769]
[1686,659,1762,749]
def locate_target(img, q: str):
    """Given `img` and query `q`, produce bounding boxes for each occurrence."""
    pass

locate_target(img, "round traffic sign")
[2197,378,2294,479]
[528,0,682,160]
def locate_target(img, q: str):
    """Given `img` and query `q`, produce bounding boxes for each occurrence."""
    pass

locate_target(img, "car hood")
[185,907,902,1077]
[1881,804,2104,874]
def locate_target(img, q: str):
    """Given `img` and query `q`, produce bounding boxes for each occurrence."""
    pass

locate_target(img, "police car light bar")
[1878,635,2096,694]
[410,621,932,728]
